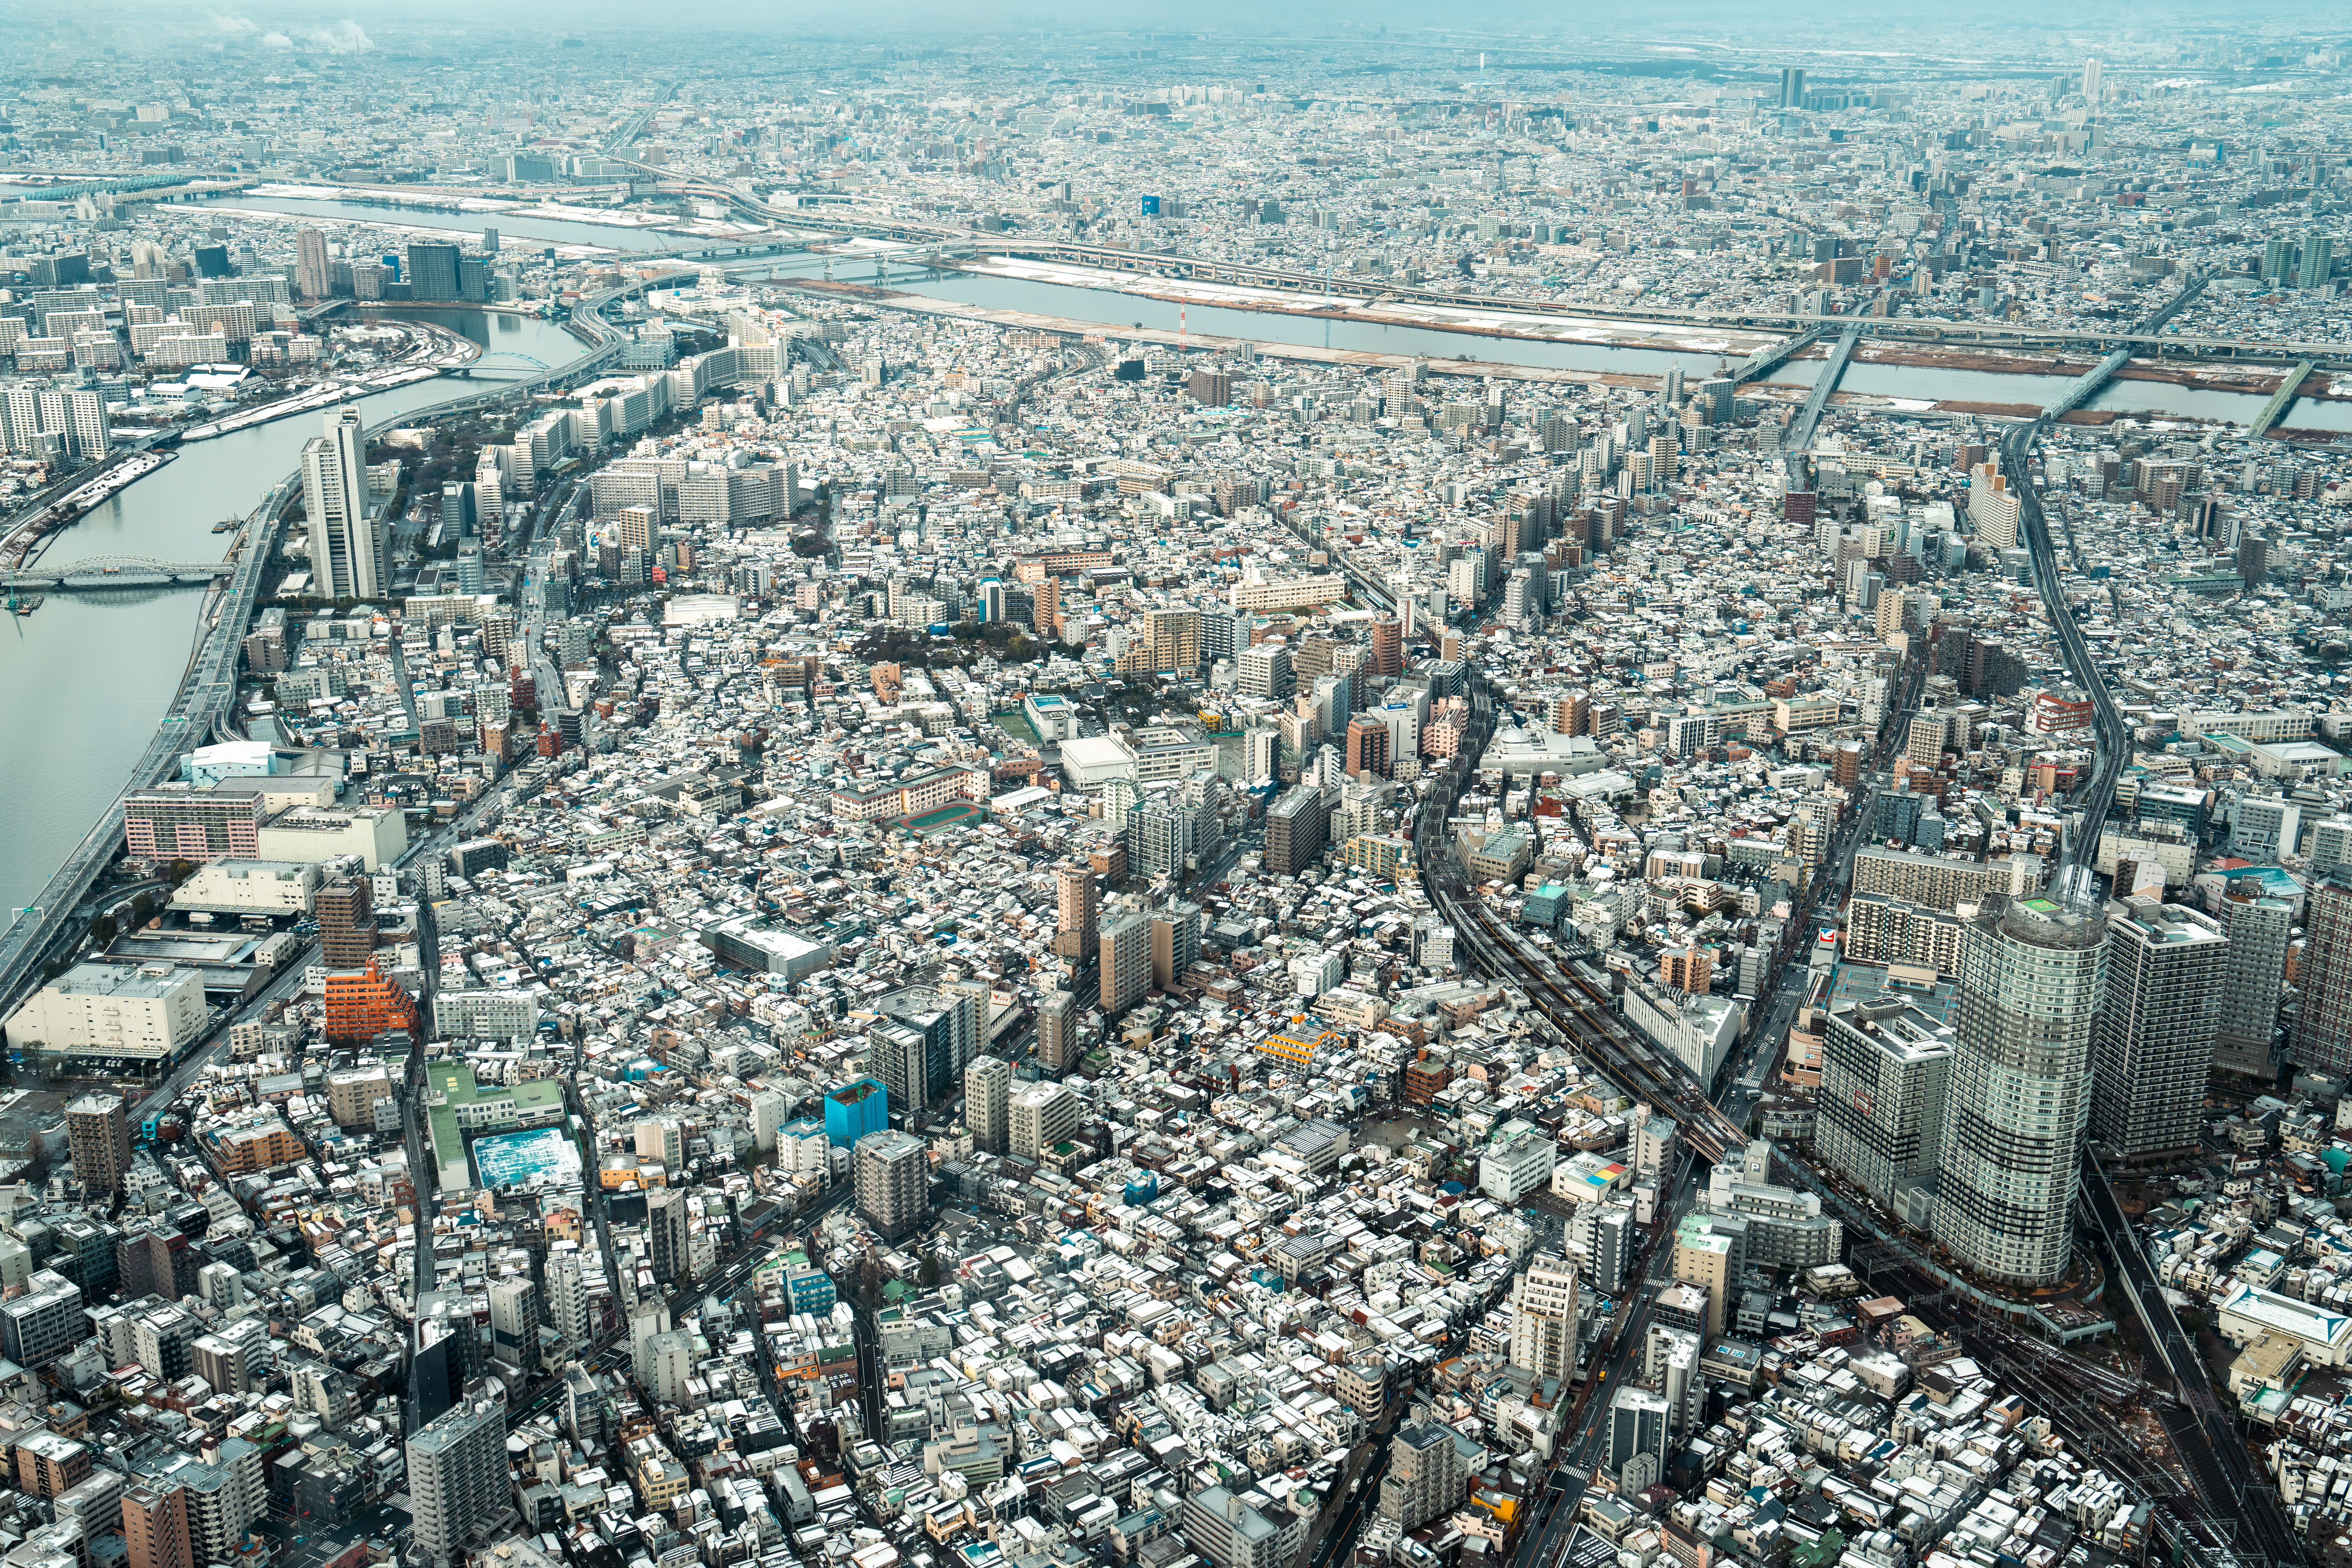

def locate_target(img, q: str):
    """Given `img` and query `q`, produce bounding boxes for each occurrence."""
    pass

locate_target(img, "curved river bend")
[0,308,585,921]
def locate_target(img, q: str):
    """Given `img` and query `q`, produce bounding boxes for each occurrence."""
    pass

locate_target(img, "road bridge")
[1732,324,1824,384]
[1784,319,1864,487]
[2251,360,2314,438]
[642,174,2352,363]
[1,555,231,592]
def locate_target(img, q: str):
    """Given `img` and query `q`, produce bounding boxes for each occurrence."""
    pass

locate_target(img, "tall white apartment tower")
[300,407,382,599]
[295,229,332,299]
[1505,1252,1579,1383]
[1932,896,2105,1286]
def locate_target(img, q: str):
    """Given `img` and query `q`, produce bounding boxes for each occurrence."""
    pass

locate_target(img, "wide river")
[5,193,2338,922]
[198,192,2352,431]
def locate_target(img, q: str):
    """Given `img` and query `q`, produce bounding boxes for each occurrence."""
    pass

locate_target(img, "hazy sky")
[4,0,2342,65]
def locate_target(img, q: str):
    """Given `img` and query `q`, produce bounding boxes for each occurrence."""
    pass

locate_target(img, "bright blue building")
[823,1077,888,1148]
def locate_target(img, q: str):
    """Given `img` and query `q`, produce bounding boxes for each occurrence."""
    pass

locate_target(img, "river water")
[203,194,2345,431]
[0,308,586,922]
[10,196,2325,916]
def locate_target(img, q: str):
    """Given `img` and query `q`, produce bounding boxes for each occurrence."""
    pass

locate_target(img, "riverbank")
[0,450,177,569]
[948,257,2347,407]
[796,280,1675,389]
[180,366,444,442]
[1846,339,2343,402]
[797,281,2352,447]
[950,254,1782,359]
[0,307,596,928]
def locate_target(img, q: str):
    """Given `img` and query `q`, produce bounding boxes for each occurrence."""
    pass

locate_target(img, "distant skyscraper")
[2298,233,2336,292]
[853,1129,928,1241]
[294,229,331,300]
[404,242,463,302]
[1505,1253,1579,1383]
[962,1055,1010,1155]
[2081,58,2103,102]
[64,1095,131,1196]
[1932,897,2105,1286]
[405,1399,506,1566]
[1779,67,1806,108]
[300,408,383,600]
[2091,900,2226,1158]
[646,1189,690,1286]
[1099,908,1152,1015]
[2215,879,2292,1077]
[2297,868,2352,1074]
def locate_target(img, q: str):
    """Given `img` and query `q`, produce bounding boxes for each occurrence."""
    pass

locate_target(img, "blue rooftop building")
[823,1077,888,1148]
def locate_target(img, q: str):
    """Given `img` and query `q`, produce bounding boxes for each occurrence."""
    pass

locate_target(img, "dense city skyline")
[0,16,2344,1568]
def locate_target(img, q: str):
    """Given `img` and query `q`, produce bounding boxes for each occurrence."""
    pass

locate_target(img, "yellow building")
[1257,1029,1342,1069]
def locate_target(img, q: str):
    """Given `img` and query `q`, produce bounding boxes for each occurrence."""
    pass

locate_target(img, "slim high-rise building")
[1369,616,1402,679]
[1054,864,1098,960]
[853,1130,928,1241]
[1149,901,1203,991]
[2092,900,2227,1158]
[1265,785,1329,875]
[2081,58,2103,102]
[1932,897,2105,1286]
[2215,879,2293,1077]
[877,985,979,1104]
[2298,234,2336,292]
[486,1277,540,1376]
[294,230,331,300]
[315,874,376,970]
[64,1095,131,1196]
[2298,868,2352,1074]
[646,1189,690,1286]
[1505,1253,1579,1383]
[1817,999,1952,1208]
[1035,989,1078,1074]
[300,408,384,600]
[405,1398,507,1566]
[1379,1422,1470,1533]
[546,1251,588,1346]
[1607,1387,1672,1491]
[404,242,463,303]
[120,1483,190,1568]
[1008,1081,1080,1161]
[1140,607,1201,673]
[1779,67,1806,108]
[1645,1322,1703,1436]
[1099,908,1152,1016]
[962,1056,1010,1156]
[1671,1212,1745,1337]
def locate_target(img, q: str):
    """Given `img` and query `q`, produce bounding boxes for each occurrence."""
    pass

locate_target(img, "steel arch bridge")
[1,555,229,592]
[450,351,549,379]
